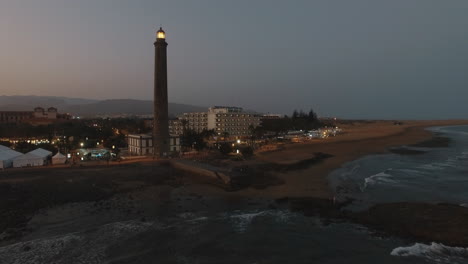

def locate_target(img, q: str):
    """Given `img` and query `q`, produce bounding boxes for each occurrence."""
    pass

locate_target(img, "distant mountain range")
[0,96,207,117]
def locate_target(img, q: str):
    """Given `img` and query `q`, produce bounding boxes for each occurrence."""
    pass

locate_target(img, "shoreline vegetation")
[1,120,468,248]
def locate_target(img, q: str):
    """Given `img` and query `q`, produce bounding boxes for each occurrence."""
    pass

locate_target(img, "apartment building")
[169,106,261,137]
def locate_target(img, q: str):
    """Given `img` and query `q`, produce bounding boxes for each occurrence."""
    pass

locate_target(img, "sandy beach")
[184,120,468,200]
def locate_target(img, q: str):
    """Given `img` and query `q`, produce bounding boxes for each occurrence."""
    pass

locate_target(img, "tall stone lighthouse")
[153,27,170,157]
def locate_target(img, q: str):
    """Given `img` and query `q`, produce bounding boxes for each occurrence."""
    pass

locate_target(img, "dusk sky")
[1,0,468,119]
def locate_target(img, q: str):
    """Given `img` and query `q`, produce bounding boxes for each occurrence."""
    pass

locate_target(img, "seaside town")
[2,2,468,263]
[0,104,342,169]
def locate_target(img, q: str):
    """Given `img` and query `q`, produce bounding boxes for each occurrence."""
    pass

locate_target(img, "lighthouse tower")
[153,27,170,157]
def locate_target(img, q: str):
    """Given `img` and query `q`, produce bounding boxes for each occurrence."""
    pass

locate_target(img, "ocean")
[1,125,468,264]
[328,125,468,210]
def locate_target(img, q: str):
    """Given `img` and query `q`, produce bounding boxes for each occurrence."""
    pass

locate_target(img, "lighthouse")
[153,27,170,157]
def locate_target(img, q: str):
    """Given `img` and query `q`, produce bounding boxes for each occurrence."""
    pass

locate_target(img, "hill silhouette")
[0,96,206,117]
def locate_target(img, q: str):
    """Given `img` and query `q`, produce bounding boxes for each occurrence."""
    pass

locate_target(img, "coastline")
[1,120,468,251]
[187,120,468,200]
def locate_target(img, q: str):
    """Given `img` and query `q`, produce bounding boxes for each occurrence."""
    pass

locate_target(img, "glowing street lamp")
[80,142,84,147]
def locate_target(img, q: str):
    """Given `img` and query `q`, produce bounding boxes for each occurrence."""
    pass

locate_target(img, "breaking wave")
[361,171,397,191]
[391,242,468,264]
[417,158,459,171]
[429,126,468,136]
[0,220,154,264]
[227,210,293,233]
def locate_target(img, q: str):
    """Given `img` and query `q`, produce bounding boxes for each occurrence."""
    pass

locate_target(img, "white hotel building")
[128,106,261,156]
[127,134,181,156]
[169,106,261,137]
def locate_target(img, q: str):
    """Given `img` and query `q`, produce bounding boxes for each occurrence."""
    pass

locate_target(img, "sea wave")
[434,162,457,168]
[361,171,397,191]
[429,126,468,136]
[227,210,293,233]
[418,159,458,171]
[391,242,468,264]
[457,152,468,160]
[0,234,82,264]
[0,220,154,264]
[227,211,266,233]
[418,163,445,171]
[397,168,426,176]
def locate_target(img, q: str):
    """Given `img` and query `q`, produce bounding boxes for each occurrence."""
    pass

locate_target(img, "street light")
[80,142,84,147]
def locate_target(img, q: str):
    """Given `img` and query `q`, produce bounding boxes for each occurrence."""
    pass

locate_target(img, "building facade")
[0,111,33,124]
[168,112,208,135]
[207,106,261,136]
[127,134,181,156]
[0,107,70,125]
[168,106,261,137]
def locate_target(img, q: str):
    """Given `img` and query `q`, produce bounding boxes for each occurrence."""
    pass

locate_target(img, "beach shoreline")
[1,120,468,249]
[183,120,468,200]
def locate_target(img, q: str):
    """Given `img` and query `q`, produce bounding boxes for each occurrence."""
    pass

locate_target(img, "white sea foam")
[0,234,82,264]
[178,212,197,219]
[418,157,460,171]
[228,211,265,233]
[391,242,468,263]
[457,152,468,160]
[398,168,426,176]
[187,216,209,222]
[226,210,294,233]
[335,163,361,181]
[103,220,153,237]
[271,210,294,223]
[418,163,444,170]
[430,126,468,136]
[362,172,396,191]
[0,220,154,264]
[435,161,457,168]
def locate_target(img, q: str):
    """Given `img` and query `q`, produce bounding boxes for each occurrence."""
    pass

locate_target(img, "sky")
[1,0,468,119]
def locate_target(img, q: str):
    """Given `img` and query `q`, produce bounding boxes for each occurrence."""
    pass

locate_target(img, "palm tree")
[201,129,216,140]
[248,125,256,147]
[181,119,188,135]
[222,131,229,142]
[180,119,189,152]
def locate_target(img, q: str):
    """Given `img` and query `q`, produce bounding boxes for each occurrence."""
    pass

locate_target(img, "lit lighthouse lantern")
[157,27,166,39]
